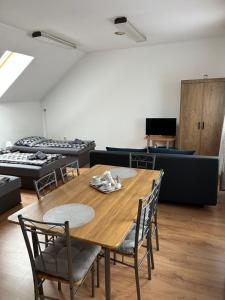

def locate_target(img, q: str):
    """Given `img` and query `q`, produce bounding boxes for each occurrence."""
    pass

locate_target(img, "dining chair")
[129,153,156,170]
[112,170,163,300]
[34,171,58,200]
[60,160,80,183]
[18,215,101,300]
[150,170,164,254]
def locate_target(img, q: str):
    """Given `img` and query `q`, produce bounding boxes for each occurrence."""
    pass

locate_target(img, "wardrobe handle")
[198,122,201,129]
[202,122,205,129]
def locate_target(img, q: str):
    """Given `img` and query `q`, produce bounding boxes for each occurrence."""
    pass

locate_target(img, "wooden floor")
[1,189,225,300]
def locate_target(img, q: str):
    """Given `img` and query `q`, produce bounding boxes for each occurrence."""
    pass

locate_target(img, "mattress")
[0,156,68,178]
[13,143,95,156]
[0,152,62,166]
[14,136,95,152]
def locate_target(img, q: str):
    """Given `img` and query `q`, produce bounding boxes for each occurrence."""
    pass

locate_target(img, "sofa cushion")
[148,147,195,155]
[106,147,147,153]
[117,223,144,255]
[35,237,101,281]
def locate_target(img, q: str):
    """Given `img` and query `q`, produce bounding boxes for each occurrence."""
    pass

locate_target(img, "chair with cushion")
[112,170,164,300]
[129,153,156,169]
[34,171,58,200]
[18,215,101,300]
[60,161,80,184]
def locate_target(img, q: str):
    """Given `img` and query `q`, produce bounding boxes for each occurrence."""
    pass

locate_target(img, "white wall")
[0,101,42,147]
[43,36,225,150]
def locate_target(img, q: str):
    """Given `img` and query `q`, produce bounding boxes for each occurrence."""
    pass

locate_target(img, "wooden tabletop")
[8,165,160,249]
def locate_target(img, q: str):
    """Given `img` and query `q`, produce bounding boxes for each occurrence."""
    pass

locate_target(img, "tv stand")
[145,135,176,149]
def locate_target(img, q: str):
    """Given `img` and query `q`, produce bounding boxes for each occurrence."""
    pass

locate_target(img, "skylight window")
[0,50,34,98]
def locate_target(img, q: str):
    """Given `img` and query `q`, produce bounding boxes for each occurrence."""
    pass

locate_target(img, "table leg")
[104,248,111,300]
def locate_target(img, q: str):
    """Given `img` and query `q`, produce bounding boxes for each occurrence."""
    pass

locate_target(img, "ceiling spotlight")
[114,17,146,42]
[32,31,77,49]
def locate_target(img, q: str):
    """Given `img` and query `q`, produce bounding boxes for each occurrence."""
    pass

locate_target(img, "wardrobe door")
[179,82,203,153]
[200,81,225,155]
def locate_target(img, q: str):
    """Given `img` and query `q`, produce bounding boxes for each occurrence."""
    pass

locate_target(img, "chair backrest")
[18,215,73,284]
[148,169,164,218]
[134,170,164,251]
[60,160,80,183]
[34,171,58,200]
[129,153,156,170]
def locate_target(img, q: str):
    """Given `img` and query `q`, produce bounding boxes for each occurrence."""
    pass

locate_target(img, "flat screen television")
[146,118,176,136]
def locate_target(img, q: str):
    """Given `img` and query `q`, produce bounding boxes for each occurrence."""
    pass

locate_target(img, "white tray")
[89,182,123,194]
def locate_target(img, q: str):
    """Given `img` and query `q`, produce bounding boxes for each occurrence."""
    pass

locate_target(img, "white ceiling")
[0,0,225,52]
[0,0,225,103]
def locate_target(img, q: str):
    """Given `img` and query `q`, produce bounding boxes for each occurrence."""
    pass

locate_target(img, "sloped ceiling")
[0,22,84,102]
[0,0,225,103]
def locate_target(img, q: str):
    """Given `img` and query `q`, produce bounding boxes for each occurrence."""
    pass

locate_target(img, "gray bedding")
[12,136,96,167]
[14,136,95,151]
[0,152,62,166]
[0,156,68,189]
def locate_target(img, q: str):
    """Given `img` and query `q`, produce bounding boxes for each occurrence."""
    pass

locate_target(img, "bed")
[0,152,68,189]
[12,136,96,166]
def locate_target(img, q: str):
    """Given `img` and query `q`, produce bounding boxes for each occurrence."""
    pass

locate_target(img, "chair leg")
[150,235,155,270]
[38,279,44,297]
[45,234,49,248]
[34,286,39,300]
[91,265,95,298]
[34,278,44,300]
[96,257,100,288]
[134,256,141,300]
[154,212,159,251]
[122,255,125,263]
[58,282,62,291]
[113,252,117,265]
[69,284,75,300]
[146,233,152,280]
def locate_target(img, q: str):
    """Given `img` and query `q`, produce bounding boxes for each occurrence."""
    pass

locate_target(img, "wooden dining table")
[8,164,160,300]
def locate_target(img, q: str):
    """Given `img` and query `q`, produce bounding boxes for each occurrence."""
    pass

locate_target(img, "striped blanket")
[0,152,62,166]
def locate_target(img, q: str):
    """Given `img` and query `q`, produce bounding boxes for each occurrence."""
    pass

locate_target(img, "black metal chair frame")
[112,170,164,300]
[60,161,80,184]
[18,215,99,300]
[34,171,58,200]
[129,153,156,170]
[150,170,164,254]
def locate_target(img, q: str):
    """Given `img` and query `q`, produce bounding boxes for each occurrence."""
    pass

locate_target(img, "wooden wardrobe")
[179,78,225,155]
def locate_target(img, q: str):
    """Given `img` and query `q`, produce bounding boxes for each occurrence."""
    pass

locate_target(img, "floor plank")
[0,188,225,300]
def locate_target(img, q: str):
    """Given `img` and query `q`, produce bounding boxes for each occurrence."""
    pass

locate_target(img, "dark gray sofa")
[89,150,219,206]
[0,176,21,213]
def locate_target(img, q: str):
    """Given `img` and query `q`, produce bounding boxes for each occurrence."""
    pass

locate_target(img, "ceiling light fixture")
[114,31,126,36]
[114,17,146,42]
[32,31,77,49]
